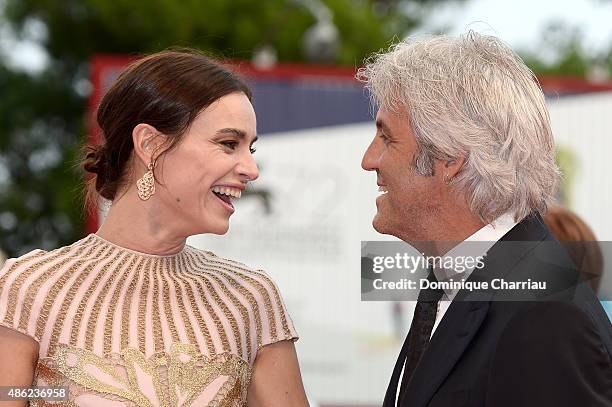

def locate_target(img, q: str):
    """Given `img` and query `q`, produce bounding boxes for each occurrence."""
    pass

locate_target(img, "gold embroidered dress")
[0,234,298,406]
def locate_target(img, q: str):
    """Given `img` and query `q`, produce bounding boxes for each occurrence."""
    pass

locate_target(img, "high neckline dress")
[0,234,298,406]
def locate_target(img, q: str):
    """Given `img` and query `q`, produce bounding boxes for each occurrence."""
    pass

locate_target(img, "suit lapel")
[397,215,548,407]
[399,301,489,407]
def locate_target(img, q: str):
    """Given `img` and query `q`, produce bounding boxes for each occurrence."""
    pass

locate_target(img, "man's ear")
[132,123,166,168]
[435,154,466,184]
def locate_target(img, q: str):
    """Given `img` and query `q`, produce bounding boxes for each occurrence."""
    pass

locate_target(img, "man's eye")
[380,133,391,144]
[221,141,238,149]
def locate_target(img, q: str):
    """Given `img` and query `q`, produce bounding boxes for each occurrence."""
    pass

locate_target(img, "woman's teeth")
[211,186,242,199]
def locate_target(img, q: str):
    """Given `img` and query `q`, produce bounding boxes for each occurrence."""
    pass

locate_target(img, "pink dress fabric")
[0,234,298,406]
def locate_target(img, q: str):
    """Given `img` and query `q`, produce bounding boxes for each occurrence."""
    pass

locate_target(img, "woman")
[0,49,309,406]
[544,205,603,293]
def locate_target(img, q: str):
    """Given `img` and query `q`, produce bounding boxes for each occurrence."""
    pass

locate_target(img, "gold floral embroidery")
[40,342,250,406]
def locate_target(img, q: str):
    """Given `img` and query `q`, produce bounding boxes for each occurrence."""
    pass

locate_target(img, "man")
[358,32,612,406]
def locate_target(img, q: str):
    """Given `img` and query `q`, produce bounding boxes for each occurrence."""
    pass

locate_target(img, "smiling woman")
[0,49,308,407]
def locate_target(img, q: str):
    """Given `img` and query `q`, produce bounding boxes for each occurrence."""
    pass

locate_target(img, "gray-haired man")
[359,32,612,407]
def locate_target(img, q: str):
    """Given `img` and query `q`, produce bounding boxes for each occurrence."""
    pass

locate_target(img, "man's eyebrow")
[375,120,391,135]
[216,128,258,143]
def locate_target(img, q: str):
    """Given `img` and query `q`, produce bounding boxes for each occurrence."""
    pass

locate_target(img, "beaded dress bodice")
[0,234,297,406]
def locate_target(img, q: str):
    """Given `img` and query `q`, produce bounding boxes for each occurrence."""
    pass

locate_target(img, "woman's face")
[153,91,259,236]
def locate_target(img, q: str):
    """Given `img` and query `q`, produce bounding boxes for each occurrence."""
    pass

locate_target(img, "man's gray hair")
[357,31,560,223]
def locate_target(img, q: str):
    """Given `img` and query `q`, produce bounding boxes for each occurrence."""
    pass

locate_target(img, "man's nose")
[361,141,379,171]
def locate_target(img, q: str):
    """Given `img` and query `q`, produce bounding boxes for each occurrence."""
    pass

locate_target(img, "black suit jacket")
[384,215,612,407]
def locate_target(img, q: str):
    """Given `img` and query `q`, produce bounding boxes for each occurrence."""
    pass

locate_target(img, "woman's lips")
[213,191,235,213]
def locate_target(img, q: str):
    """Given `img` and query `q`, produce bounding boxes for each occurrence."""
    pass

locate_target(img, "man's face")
[361,106,444,241]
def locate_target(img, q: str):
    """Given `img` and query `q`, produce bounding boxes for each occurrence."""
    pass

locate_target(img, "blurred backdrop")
[1,0,612,406]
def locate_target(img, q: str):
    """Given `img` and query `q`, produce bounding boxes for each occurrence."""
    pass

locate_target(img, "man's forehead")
[375,107,392,127]
[376,105,409,127]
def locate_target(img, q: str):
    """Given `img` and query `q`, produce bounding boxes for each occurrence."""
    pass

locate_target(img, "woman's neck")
[95,188,186,256]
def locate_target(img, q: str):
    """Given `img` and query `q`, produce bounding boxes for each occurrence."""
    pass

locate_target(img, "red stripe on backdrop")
[230,60,359,81]
[538,75,612,95]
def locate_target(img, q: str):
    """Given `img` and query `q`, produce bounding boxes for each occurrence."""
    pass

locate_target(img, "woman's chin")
[206,220,230,235]
[194,209,231,235]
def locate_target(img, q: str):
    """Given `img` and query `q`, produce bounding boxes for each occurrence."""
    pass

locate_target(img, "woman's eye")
[220,140,256,154]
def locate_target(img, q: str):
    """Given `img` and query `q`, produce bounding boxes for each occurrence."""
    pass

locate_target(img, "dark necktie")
[397,267,444,405]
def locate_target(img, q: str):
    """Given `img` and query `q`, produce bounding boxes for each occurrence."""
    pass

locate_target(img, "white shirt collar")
[433,213,518,300]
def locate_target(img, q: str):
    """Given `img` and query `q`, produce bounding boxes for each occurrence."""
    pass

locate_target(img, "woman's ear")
[132,124,166,168]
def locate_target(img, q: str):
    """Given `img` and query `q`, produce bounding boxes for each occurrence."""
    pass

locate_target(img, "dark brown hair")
[544,206,603,293]
[82,48,252,207]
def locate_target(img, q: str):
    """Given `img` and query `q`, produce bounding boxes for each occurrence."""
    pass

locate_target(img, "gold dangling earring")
[137,162,155,201]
